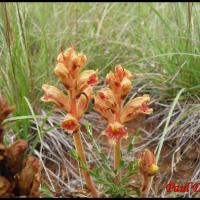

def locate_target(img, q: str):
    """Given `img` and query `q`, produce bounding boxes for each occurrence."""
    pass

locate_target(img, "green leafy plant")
[83,122,140,197]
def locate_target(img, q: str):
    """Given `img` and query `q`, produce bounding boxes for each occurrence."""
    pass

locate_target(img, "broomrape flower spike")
[139,149,159,197]
[41,45,99,198]
[94,65,153,176]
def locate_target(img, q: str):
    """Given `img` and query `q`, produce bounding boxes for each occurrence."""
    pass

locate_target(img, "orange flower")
[41,84,71,112]
[77,70,98,93]
[93,105,115,123]
[54,63,72,89]
[102,122,128,144]
[94,88,116,110]
[76,86,93,120]
[121,77,132,96]
[57,46,87,77]
[61,114,80,134]
[106,65,133,96]
[121,94,153,123]
[139,149,158,177]
[115,65,133,81]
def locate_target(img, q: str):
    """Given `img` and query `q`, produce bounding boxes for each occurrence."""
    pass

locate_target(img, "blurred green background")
[0,2,200,138]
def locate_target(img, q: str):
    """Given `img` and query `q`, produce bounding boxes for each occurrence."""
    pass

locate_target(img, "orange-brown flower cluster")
[0,95,15,143]
[0,140,41,197]
[94,65,153,144]
[0,95,42,197]
[41,46,98,134]
[139,149,158,177]
[0,95,15,124]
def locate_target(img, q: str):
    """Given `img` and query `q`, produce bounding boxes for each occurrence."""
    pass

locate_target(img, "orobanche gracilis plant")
[41,45,99,197]
[41,45,159,198]
[94,65,153,171]
[139,149,159,197]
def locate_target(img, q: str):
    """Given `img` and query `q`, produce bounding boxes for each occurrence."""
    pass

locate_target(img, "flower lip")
[87,73,98,85]
[41,95,51,101]
[62,120,76,130]
[141,101,149,112]
[61,114,79,134]
[103,122,128,143]
[98,91,108,100]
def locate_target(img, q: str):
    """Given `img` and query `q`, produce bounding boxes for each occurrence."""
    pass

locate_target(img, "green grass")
[0,2,200,138]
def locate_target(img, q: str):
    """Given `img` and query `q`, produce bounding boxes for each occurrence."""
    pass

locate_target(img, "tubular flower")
[93,105,115,123]
[94,88,116,110]
[139,149,159,177]
[102,122,128,144]
[54,63,72,89]
[106,65,133,96]
[77,86,93,120]
[120,94,153,123]
[121,77,132,97]
[57,46,87,76]
[41,84,70,112]
[77,70,98,93]
[61,114,80,134]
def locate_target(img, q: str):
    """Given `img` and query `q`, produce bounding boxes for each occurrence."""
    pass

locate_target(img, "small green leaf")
[68,149,79,160]
[128,160,139,172]
[90,167,101,178]
[127,143,133,153]
[127,129,141,153]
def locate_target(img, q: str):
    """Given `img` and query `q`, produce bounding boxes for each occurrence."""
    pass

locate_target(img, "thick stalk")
[73,130,99,197]
[140,175,151,198]
[70,90,99,197]
[114,96,122,182]
[114,140,121,170]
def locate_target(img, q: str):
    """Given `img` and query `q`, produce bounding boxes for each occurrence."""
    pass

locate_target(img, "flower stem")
[70,90,99,198]
[73,130,99,198]
[114,140,121,170]
[140,175,152,198]
[114,95,122,182]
